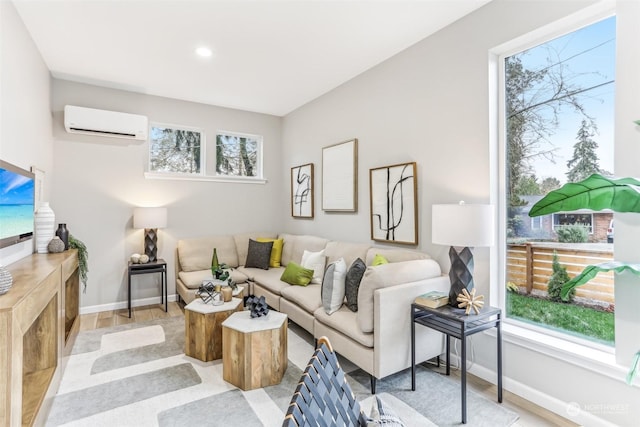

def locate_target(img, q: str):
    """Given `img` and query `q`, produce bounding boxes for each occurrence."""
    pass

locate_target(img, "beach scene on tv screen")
[0,168,34,240]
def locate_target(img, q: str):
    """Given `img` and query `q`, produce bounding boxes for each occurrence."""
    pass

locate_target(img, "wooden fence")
[507,243,614,304]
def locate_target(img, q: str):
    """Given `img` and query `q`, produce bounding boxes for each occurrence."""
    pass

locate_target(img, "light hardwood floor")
[79,303,577,426]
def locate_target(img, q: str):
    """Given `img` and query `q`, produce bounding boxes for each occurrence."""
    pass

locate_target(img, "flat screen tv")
[0,160,35,249]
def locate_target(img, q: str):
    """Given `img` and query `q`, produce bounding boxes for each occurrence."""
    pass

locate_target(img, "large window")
[149,125,202,175]
[502,16,616,346]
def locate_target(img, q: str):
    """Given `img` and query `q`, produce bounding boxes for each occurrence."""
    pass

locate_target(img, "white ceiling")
[13,0,490,116]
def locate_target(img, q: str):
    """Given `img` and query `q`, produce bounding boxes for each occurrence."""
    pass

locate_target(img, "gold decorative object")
[456,288,485,315]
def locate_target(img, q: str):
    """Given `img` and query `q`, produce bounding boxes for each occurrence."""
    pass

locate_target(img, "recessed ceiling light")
[195,46,213,58]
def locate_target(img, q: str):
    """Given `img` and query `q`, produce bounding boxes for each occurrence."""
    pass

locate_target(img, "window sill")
[485,321,635,386]
[144,172,267,184]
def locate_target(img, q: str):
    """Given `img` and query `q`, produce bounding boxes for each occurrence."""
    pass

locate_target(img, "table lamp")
[133,207,167,262]
[432,202,495,307]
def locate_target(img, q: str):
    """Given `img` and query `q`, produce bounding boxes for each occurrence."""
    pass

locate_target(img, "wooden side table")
[411,303,502,424]
[184,298,243,362]
[127,259,167,317]
[222,311,288,390]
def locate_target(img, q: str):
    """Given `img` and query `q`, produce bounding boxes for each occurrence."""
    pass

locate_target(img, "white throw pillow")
[301,249,326,284]
[321,257,347,315]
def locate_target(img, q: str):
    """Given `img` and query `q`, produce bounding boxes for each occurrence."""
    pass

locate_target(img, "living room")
[2,0,639,426]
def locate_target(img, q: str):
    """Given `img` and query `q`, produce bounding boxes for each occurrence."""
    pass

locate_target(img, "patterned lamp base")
[144,228,158,262]
[448,246,475,307]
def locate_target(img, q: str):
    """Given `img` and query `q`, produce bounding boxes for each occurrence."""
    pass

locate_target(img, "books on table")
[414,291,449,308]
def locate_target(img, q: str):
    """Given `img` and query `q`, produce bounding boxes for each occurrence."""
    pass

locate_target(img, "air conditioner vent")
[64,105,148,140]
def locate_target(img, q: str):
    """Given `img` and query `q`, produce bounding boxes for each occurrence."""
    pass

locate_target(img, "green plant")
[69,234,88,292]
[548,251,574,303]
[506,281,519,293]
[210,248,233,286]
[555,224,589,243]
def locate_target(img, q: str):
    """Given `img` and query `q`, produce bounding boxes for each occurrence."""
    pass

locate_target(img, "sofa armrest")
[373,274,450,379]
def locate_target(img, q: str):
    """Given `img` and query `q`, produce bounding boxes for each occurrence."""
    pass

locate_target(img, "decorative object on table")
[133,206,167,262]
[69,234,89,291]
[211,248,230,282]
[47,236,65,253]
[322,138,358,212]
[0,265,12,295]
[456,288,485,315]
[369,162,418,245]
[130,253,141,263]
[246,295,269,318]
[139,254,149,264]
[55,223,70,250]
[221,286,233,302]
[414,290,449,309]
[34,201,55,254]
[197,282,223,305]
[432,202,495,307]
[291,163,314,218]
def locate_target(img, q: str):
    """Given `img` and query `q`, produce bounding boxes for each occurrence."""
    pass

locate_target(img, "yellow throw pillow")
[280,261,314,286]
[372,253,389,266]
[257,237,284,268]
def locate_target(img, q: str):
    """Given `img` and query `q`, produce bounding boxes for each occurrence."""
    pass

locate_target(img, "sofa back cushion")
[324,241,370,267]
[365,247,431,266]
[178,235,239,272]
[233,232,277,266]
[279,234,329,266]
[357,259,442,333]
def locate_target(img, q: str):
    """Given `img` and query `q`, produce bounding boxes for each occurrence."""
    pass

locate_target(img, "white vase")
[35,202,55,254]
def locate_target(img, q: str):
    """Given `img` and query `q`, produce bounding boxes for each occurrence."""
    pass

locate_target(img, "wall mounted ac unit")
[64,105,148,140]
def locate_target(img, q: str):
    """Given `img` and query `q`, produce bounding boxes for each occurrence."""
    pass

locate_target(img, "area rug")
[46,316,518,427]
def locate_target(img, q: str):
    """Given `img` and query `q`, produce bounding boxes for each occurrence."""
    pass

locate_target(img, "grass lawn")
[506,292,614,345]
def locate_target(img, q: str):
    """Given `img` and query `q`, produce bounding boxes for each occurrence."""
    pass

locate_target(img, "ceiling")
[13,0,490,116]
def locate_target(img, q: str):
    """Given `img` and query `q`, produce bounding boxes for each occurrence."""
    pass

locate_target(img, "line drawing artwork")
[291,163,314,218]
[370,162,417,244]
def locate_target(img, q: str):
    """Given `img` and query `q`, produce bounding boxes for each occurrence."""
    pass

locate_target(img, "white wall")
[0,1,52,265]
[51,79,282,309]
[282,0,639,425]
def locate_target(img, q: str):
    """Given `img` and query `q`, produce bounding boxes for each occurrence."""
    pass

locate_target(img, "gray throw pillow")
[345,258,366,312]
[245,239,273,270]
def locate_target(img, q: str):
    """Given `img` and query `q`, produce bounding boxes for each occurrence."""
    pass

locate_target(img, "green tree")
[515,174,541,195]
[566,119,601,182]
[547,251,574,303]
[540,176,561,194]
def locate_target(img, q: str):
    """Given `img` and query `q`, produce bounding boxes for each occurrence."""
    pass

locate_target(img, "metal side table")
[127,259,167,317]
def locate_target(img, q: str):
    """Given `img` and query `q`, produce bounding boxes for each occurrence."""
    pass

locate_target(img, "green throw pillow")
[280,262,314,286]
[372,254,389,266]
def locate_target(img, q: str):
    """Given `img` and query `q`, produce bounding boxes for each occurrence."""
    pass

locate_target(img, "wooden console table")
[0,250,80,427]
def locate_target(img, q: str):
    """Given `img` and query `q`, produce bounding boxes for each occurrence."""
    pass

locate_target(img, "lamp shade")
[432,203,495,247]
[133,207,167,229]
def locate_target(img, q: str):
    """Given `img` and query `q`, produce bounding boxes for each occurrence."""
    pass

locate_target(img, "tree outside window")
[149,126,202,175]
[216,132,261,178]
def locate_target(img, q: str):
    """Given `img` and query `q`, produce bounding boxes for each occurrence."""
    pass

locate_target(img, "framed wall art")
[291,163,314,218]
[369,162,418,245]
[322,139,358,212]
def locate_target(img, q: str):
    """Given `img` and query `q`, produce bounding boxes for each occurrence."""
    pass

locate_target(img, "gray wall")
[281,0,639,425]
[0,1,52,265]
[51,79,283,309]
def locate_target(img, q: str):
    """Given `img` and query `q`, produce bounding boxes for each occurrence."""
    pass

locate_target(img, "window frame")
[147,122,205,177]
[215,130,264,180]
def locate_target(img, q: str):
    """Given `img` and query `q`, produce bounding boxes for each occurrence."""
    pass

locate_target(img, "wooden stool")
[184,297,243,362]
[222,311,287,390]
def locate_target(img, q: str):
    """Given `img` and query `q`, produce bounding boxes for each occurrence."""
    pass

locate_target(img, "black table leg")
[163,267,168,312]
[128,270,132,318]
[446,335,451,376]
[461,336,467,424]
[411,307,416,391]
[497,314,503,403]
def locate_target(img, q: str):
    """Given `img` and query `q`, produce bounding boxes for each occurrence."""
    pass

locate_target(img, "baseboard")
[79,294,179,315]
[468,363,619,427]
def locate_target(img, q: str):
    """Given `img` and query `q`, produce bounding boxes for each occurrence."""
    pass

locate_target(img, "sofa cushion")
[279,233,329,266]
[280,283,323,313]
[371,253,389,266]
[233,232,277,266]
[345,258,366,312]
[280,261,314,286]
[365,248,430,266]
[357,259,442,333]
[314,305,373,348]
[301,249,326,284]
[238,266,289,296]
[178,269,249,289]
[324,241,370,268]
[257,237,284,267]
[321,258,347,315]
[178,236,238,271]
[245,239,273,270]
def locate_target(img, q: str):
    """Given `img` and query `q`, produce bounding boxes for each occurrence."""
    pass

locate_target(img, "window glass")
[216,132,261,178]
[149,126,202,175]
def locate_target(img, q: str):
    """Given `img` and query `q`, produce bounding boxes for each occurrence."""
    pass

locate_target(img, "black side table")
[411,303,502,424]
[128,259,167,318]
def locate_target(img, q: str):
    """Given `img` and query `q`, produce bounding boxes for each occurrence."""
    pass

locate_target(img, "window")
[501,16,616,346]
[215,131,262,178]
[149,125,203,175]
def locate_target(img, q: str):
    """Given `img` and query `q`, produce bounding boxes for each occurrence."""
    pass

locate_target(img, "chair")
[283,336,367,427]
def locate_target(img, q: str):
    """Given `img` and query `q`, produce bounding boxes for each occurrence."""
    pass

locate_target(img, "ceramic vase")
[55,223,69,250]
[0,265,12,295]
[47,236,65,253]
[35,202,55,254]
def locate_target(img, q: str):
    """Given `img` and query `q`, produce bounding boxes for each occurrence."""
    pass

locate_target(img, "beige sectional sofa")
[175,231,450,392]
